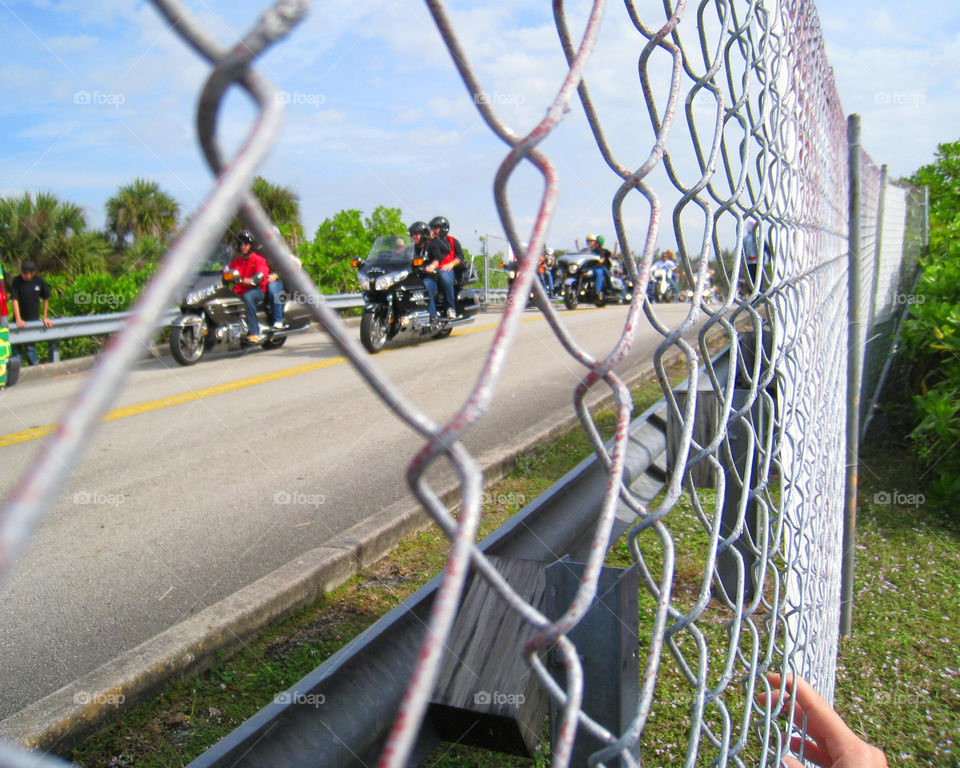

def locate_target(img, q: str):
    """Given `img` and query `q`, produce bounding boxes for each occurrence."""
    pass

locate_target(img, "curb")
[0,322,670,757]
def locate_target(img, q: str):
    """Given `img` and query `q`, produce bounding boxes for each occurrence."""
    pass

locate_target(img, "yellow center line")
[0,309,572,449]
[0,356,348,449]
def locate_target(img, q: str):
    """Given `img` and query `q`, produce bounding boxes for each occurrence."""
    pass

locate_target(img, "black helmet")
[428,216,450,235]
[237,229,255,245]
[408,221,429,237]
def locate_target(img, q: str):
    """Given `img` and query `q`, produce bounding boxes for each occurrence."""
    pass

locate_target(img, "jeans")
[17,343,39,366]
[540,270,555,295]
[242,283,285,335]
[424,270,457,318]
[242,288,265,335]
[266,281,285,324]
[594,267,608,296]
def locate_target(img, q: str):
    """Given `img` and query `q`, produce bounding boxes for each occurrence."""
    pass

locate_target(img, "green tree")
[900,138,960,511]
[0,191,105,275]
[105,178,179,245]
[297,206,406,293]
[222,176,304,247]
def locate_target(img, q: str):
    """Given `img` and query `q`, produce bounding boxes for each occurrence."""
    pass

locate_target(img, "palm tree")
[105,178,180,245]
[221,176,304,247]
[0,191,102,275]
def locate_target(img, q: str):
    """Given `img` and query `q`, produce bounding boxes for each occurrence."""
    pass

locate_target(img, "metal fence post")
[841,114,863,637]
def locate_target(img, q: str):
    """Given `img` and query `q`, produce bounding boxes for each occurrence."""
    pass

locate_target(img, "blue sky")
[1,0,957,257]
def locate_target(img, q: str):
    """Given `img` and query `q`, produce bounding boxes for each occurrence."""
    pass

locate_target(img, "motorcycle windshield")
[364,234,415,269]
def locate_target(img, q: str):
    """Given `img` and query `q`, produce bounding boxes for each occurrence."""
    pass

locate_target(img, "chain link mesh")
[0,0,927,766]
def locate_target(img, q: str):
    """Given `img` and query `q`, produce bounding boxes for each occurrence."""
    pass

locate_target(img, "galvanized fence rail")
[0,1,927,767]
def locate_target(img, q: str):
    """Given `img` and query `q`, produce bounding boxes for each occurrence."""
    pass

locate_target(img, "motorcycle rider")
[424,215,462,321]
[655,249,681,300]
[586,234,613,298]
[227,230,283,343]
[540,248,556,296]
[408,220,429,260]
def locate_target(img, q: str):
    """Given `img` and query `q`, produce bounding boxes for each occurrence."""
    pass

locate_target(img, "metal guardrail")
[183,346,708,767]
[5,294,365,362]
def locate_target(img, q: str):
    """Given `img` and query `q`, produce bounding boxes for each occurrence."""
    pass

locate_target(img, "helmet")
[237,230,255,245]
[596,235,605,247]
[587,233,604,247]
[586,233,597,242]
[428,216,450,235]
[408,221,429,237]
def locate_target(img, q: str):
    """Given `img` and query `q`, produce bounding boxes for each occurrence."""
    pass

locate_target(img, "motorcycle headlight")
[567,264,578,275]
[358,275,371,291]
[507,270,517,280]
[375,270,408,291]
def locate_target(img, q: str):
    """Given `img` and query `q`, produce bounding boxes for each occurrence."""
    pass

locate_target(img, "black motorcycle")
[354,234,481,353]
[558,251,633,310]
[169,262,312,365]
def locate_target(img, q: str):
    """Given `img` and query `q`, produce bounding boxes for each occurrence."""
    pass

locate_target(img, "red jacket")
[227,252,270,296]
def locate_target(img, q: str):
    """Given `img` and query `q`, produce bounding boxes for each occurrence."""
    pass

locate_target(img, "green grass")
[72,374,958,768]
[834,439,960,766]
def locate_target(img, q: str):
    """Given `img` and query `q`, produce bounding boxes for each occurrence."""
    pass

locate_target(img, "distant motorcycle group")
[501,236,720,311]
[167,224,721,366]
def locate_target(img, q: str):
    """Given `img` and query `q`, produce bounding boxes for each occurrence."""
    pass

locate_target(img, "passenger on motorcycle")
[227,230,283,343]
[586,234,613,297]
[424,216,463,321]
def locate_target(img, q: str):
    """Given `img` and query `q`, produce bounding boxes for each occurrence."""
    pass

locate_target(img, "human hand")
[763,674,888,768]
[16,318,26,328]
[43,318,53,328]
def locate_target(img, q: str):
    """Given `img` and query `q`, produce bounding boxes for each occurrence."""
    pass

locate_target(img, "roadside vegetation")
[0,180,502,363]
[900,139,960,513]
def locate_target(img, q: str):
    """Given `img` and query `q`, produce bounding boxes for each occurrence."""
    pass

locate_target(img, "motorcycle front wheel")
[170,323,206,366]
[564,290,578,311]
[360,307,389,353]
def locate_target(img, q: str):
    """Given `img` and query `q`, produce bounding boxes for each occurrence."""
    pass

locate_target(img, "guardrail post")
[546,559,639,767]
[48,340,61,364]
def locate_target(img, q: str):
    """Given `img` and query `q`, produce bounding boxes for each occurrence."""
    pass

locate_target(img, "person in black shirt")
[424,216,462,320]
[586,233,612,298]
[11,260,53,365]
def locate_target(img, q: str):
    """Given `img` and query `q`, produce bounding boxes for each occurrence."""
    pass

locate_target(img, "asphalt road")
[0,304,694,718]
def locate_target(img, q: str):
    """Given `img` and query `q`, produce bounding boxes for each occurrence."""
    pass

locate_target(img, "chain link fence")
[0,0,928,767]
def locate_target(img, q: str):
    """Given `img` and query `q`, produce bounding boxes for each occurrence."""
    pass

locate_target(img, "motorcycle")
[354,234,481,353]
[169,260,312,366]
[647,263,680,303]
[558,251,633,310]
[500,256,561,306]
